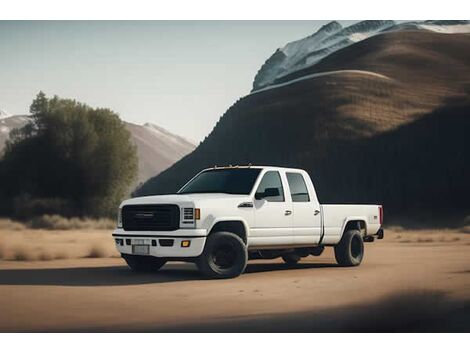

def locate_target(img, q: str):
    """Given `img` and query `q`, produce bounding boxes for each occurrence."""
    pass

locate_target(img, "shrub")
[38,251,54,261]
[12,247,36,261]
[0,92,138,219]
[463,216,470,226]
[0,218,25,231]
[86,245,108,258]
[460,226,470,234]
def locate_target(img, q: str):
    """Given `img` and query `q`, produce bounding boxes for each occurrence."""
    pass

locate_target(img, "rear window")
[287,172,310,202]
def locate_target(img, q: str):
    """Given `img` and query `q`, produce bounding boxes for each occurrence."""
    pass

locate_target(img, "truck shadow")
[0,261,338,287]
[245,262,338,274]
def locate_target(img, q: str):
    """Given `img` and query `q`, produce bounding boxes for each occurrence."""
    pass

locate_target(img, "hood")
[121,193,251,207]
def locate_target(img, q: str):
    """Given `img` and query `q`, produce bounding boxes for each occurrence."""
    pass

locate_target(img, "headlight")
[181,207,200,228]
[117,208,122,228]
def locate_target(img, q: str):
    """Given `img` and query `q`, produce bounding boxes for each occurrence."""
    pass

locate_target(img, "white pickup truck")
[114,166,384,278]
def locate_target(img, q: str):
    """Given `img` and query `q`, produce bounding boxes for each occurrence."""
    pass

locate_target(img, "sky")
[0,21,357,142]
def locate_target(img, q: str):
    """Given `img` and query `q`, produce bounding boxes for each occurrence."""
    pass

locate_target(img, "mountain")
[125,122,195,183]
[0,108,11,119]
[252,20,470,91]
[135,22,470,221]
[0,115,30,152]
[0,115,195,183]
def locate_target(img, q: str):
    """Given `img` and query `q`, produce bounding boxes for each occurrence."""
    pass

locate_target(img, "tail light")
[379,206,383,225]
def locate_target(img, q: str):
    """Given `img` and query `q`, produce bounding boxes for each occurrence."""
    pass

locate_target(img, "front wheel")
[122,254,167,272]
[196,232,247,279]
[334,229,364,266]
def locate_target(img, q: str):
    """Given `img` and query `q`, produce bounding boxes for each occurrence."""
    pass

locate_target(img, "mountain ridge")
[252,20,470,91]
[135,28,470,220]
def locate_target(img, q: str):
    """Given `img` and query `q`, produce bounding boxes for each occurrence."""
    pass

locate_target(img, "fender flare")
[207,217,251,242]
[339,216,368,241]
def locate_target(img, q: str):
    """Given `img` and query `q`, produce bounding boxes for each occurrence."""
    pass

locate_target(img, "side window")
[287,173,310,202]
[255,171,284,202]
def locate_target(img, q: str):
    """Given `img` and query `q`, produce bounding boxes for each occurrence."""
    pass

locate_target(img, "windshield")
[178,168,262,195]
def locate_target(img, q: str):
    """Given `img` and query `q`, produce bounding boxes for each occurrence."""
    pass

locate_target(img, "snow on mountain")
[418,22,470,34]
[0,108,11,119]
[143,123,195,152]
[252,20,470,91]
[0,115,30,151]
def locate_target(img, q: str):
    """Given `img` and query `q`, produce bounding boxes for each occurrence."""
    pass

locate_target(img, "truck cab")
[114,166,384,278]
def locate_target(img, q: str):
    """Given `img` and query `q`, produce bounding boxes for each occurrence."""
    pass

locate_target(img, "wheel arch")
[207,218,249,244]
[339,217,368,240]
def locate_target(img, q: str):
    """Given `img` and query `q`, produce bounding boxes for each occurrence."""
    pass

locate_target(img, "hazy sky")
[0,21,357,142]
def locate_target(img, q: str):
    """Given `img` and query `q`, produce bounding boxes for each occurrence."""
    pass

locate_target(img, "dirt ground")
[0,226,469,332]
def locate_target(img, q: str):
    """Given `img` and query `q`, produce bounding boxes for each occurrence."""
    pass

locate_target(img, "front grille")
[122,204,180,231]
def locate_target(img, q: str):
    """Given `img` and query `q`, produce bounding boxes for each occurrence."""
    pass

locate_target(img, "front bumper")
[112,228,207,258]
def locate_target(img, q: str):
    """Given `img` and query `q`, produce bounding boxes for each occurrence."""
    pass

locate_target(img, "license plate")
[132,245,149,255]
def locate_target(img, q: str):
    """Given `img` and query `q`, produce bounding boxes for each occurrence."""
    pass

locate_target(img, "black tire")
[334,229,364,266]
[310,246,325,257]
[122,254,167,272]
[196,231,247,279]
[282,253,300,265]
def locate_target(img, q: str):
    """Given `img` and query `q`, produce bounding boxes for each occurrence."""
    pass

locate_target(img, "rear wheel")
[334,229,364,266]
[282,253,301,265]
[122,254,167,272]
[197,231,247,279]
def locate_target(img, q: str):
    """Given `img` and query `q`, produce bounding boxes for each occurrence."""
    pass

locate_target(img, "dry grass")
[11,247,36,261]
[0,219,118,261]
[460,226,470,234]
[417,237,434,243]
[387,225,405,232]
[53,252,70,260]
[37,251,54,261]
[386,228,468,244]
[86,245,109,259]
[29,215,114,230]
[0,218,26,231]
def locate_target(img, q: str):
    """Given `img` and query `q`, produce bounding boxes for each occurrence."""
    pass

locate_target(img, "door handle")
[314,210,320,216]
[238,202,253,208]
[285,210,292,216]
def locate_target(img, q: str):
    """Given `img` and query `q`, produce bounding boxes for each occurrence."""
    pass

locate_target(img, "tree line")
[0,92,138,219]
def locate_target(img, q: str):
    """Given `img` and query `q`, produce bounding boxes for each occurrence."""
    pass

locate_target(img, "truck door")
[286,172,322,245]
[250,170,293,246]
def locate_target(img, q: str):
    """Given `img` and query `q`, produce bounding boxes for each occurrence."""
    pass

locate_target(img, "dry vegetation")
[29,215,115,230]
[1,217,469,262]
[0,218,118,261]
[385,226,467,244]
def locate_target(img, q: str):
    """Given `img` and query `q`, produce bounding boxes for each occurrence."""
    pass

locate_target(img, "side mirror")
[255,187,280,200]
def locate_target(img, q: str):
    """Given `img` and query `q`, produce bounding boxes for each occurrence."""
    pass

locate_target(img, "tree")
[0,92,138,218]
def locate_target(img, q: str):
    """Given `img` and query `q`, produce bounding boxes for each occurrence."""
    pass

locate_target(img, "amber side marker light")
[195,208,201,220]
[181,240,191,248]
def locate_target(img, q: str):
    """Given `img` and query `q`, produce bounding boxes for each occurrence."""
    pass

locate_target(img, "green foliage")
[0,92,138,218]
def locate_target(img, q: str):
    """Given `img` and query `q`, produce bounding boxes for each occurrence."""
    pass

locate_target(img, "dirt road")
[0,229,469,332]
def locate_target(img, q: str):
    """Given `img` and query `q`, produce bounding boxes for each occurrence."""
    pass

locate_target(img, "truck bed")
[321,204,382,245]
